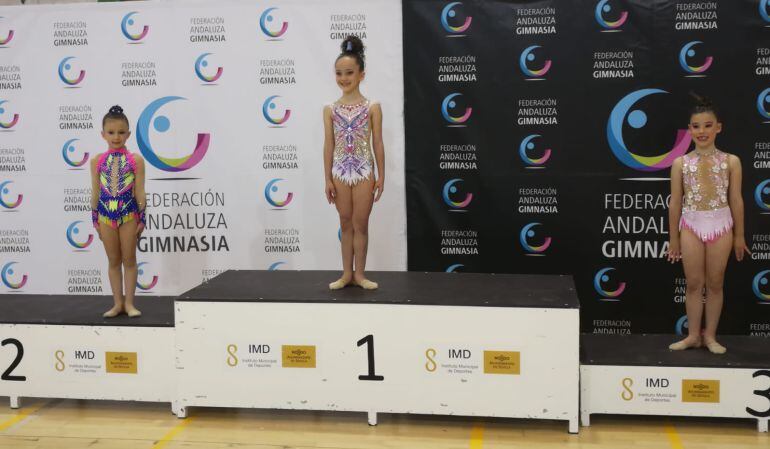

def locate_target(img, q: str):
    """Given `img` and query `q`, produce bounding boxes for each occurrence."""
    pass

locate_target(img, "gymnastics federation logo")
[194,53,223,83]
[445,264,464,273]
[519,223,552,255]
[268,261,286,271]
[757,88,770,122]
[262,95,291,126]
[679,41,713,75]
[520,45,552,79]
[595,0,628,30]
[0,17,13,46]
[0,100,19,130]
[62,138,89,168]
[1,262,27,290]
[66,221,94,250]
[607,89,692,172]
[761,0,770,25]
[442,178,473,210]
[259,7,289,39]
[753,270,770,303]
[756,179,770,212]
[675,315,689,335]
[594,267,626,301]
[58,56,86,86]
[441,2,472,35]
[519,134,551,168]
[441,93,472,126]
[137,96,211,172]
[136,262,159,291]
[264,178,293,208]
[121,12,149,42]
[0,180,23,209]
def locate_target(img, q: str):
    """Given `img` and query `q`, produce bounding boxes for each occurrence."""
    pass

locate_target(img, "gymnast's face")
[335,56,365,95]
[688,112,721,150]
[102,118,131,150]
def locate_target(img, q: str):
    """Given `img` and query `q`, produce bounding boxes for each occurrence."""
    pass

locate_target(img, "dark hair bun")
[340,35,365,56]
[109,105,124,115]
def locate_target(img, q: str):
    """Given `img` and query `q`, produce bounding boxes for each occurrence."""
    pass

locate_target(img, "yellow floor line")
[664,421,684,449]
[0,401,48,432]
[470,423,484,449]
[152,416,194,449]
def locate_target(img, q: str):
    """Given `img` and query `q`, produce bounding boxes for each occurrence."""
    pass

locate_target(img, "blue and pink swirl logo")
[594,267,626,301]
[675,315,689,335]
[194,53,223,83]
[260,7,289,39]
[445,264,464,273]
[265,178,293,208]
[595,0,628,30]
[0,180,23,209]
[58,56,86,86]
[0,100,19,130]
[137,96,211,172]
[441,93,472,125]
[442,178,473,210]
[0,17,13,46]
[754,270,770,303]
[262,95,291,126]
[62,138,89,168]
[520,45,552,79]
[757,88,770,121]
[519,134,551,167]
[756,179,770,212]
[66,221,93,250]
[121,12,149,42]
[761,0,770,24]
[137,262,159,291]
[520,223,552,254]
[679,41,713,75]
[607,89,691,171]
[441,2,472,35]
[1,261,27,290]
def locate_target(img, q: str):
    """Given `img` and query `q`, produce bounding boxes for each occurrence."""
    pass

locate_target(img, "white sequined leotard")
[331,99,374,186]
[679,149,733,243]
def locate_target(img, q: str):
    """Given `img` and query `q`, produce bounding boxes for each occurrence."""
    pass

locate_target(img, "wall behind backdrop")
[404,0,770,336]
[0,0,406,295]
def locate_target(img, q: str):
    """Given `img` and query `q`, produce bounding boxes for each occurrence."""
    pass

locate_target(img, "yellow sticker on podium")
[282,345,316,368]
[105,352,138,374]
[483,351,520,375]
[682,379,720,403]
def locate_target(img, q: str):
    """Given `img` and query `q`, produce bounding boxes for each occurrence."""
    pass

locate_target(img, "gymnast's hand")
[325,179,336,204]
[667,239,681,263]
[373,177,384,202]
[733,236,751,262]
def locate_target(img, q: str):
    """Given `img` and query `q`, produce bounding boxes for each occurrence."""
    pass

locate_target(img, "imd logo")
[594,267,626,301]
[595,0,628,31]
[0,16,13,46]
[520,45,551,79]
[62,138,89,168]
[1,261,27,290]
[264,178,293,208]
[0,180,23,209]
[194,53,223,83]
[761,0,770,25]
[519,222,551,255]
[262,95,291,126]
[58,56,86,86]
[445,264,464,272]
[268,261,286,270]
[121,12,149,42]
[442,178,472,211]
[675,315,689,335]
[441,2,472,36]
[753,270,770,303]
[441,93,472,126]
[136,262,159,291]
[0,100,19,130]
[519,134,551,168]
[607,89,691,171]
[137,96,211,172]
[756,179,770,212]
[66,221,94,250]
[259,7,289,39]
[679,41,713,75]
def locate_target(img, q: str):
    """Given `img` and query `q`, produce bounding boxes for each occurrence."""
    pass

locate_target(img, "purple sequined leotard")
[94,147,141,228]
[331,99,374,186]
